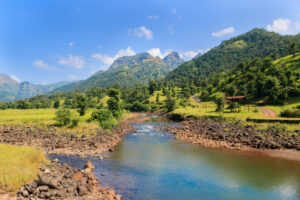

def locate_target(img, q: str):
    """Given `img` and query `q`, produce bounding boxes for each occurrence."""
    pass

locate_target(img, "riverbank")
[1,159,121,200]
[161,119,300,162]
[0,113,151,199]
[0,113,151,158]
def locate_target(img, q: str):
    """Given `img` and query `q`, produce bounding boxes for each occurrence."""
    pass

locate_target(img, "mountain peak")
[110,52,153,69]
[163,52,184,68]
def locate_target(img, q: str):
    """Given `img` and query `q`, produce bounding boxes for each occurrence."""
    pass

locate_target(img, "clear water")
[50,122,300,200]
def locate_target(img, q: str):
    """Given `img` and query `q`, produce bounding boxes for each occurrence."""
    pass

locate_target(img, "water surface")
[50,122,300,200]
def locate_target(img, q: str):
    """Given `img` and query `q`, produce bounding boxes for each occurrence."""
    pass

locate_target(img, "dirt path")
[192,95,201,104]
[260,107,277,117]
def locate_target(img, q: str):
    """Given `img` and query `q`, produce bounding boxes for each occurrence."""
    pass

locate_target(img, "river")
[50,122,300,200]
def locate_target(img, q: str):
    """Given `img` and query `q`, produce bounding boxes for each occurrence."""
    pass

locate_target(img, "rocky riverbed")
[161,119,300,151]
[0,114,150,157]
[2,159,121,200]
[0,113,151,199]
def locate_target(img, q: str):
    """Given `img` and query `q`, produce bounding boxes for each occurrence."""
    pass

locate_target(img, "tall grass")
[0,144,49,193]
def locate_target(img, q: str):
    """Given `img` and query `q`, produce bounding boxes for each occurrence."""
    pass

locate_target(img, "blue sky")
[1,0,300,84]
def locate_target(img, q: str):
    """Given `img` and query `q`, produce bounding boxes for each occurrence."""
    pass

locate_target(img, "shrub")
[266,123,287,134]
[91,109,113,122]
[55,108,72,126]
[127,101,150,112]
[71,118,79,128]
[100,118,118,129]
[280,109,300,118]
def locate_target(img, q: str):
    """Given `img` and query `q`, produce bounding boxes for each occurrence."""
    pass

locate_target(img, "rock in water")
[84,160,95,173]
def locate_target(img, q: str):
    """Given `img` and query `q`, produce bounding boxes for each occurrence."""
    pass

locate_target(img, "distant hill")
[55,52,184,92]
[200,53,300,104]
[165,28,300,85]
[0,74,71,102]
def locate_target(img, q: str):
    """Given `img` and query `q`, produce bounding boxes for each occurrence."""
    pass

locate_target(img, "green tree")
[156,93,160,103]
[53,100,60,109]
[165,94,176,112]
[289,42,296,57]
[55,108,72,126]
[75,93,87,116]
[214,96,225,112]
[107,88,122,119]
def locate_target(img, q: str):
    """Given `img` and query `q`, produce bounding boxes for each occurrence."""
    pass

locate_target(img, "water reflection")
[50,122,300,200]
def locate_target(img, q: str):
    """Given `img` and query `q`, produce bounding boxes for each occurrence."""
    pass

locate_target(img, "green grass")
[273,52,300,72]
[266,97,300,116]
[0,144,48,193]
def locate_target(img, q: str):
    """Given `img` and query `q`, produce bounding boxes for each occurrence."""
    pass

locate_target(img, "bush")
[91,109,113,122]
[55,108,72,126]
[100,118,118,129]
[71,118,79,128]
[280,109,300,118]
[127,101,150,112]
[266,123,287,134]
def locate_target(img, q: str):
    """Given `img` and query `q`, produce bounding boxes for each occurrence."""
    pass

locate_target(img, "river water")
[50,122,300,200]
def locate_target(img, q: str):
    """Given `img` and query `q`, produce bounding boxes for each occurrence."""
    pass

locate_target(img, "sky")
[1,0,300,84]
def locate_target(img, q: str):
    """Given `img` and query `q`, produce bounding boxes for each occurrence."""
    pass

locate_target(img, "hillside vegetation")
[55,52,184,92]
[165,28,300,85]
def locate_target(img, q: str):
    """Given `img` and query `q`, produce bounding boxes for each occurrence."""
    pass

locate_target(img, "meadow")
[0,144,48,193]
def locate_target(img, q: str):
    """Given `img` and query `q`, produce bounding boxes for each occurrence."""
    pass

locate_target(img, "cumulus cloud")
[266,18,300,35]
[33,60,59,71]
[130,26,153,40]
[58,55,85,69]
[92,46,136,66]
[147,48,172,58]
[68,42,74,47]
[212,27,235,37]
[147,15,159,20]
[183,49,209,60]
[68,75,80,80]
[10,75,20,82]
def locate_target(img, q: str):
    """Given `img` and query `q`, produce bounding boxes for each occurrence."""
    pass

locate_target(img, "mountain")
[0,74,71,102]
[163,52,184,68]
[55,52,184,92]
[165,28,300,85]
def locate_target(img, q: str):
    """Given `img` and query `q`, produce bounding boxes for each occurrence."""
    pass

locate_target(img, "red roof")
[226,96,246,100]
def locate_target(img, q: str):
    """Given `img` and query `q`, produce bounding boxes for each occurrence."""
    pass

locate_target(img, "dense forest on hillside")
[165,28,300,86]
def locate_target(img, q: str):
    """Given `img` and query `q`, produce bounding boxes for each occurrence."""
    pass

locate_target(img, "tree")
[156,93,160,103]
[53,100,60,109]
[214,96,225,112]
[55,108,72,126]
[149,80,158,95]
[165,94,176,112]
[289,42,296,57]
[75,93,87,116]
[107,88,122,119]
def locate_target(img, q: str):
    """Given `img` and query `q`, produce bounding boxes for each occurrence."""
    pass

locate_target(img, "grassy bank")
[0,144,48,193]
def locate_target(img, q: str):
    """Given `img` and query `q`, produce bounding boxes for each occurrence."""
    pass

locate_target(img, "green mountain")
[163,52,184,68]
[0,74,71,102]
[55,52,184,92]
[201,53,300,104]
[165,28,300,85]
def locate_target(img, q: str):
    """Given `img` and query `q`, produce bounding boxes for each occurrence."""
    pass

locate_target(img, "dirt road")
[260,107,277,118]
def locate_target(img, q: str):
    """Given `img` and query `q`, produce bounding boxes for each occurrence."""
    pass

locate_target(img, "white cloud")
[266,18,300,35]
[147,48,172,58]
[58,54,85,69]
[68,42,74,47]
[183,49,209,60]
[212,27,235,37]
[92,46,136,66]
[10,75,20,82]
[130,26,153,40]
[69,75,80,80]
[33,60,59,71]
[147,15,159,20]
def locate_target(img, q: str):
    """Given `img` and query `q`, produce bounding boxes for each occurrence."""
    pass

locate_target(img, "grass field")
[0,144,48,193]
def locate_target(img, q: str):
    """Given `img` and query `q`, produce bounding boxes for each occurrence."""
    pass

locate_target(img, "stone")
[22,189,29,197]
[84,160,95,173]
[77,185,88,196]
[37,185,49,192]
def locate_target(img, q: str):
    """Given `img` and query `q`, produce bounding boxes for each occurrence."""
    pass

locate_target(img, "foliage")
[280,109,300,118]
[71,118,79,128]
[74,93,87,116]
[91,109,113,122]
[214,96,225,112]
[165,94,176,112]
[55,108,72,126]
[99,118,118,130]
[126,101,151,112]
[165,28,300,86]
[53,100,60,109]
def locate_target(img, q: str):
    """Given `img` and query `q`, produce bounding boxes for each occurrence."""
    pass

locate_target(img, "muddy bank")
[161,119,300,161]
[1,159,121,200]
[0,114,151,158]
